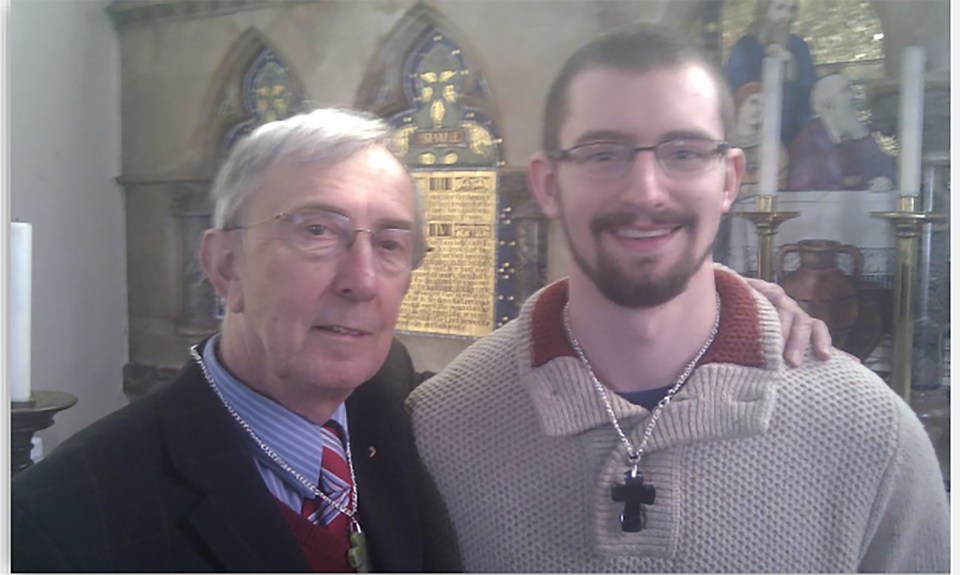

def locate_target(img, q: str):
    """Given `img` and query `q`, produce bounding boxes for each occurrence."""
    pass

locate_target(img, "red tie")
[301,421,353,539]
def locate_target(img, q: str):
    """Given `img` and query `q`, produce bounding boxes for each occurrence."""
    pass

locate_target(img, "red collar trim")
[531,269,765,369]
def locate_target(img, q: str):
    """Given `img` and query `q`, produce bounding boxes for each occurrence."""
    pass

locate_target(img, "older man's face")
[221,146,415,413]
[820,76,862,140]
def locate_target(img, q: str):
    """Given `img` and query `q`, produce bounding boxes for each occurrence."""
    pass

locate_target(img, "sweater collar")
[530,268,766,369]
[518,267,782,445]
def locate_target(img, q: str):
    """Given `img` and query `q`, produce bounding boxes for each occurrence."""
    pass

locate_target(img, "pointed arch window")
[219,47,299,160]
[358,8,546,338]
[208,45,303,320]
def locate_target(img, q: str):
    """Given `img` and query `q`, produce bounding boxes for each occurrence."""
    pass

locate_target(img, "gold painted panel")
[396,170,499,337]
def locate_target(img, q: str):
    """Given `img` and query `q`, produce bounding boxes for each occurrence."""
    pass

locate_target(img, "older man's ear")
[199,229,244,314]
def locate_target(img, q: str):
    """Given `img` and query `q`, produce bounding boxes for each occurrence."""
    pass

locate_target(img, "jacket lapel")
[346,340,424,572]
[158,361,310,572]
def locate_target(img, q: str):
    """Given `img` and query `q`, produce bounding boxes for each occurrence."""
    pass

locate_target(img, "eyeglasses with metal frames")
[548,138,730,179]
[225,208,416,272]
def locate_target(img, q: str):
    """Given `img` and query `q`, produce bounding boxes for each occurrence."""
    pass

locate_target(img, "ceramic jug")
[775,239,863,348]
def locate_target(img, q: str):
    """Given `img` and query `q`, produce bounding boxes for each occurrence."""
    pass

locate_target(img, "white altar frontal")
[726,190,898,281]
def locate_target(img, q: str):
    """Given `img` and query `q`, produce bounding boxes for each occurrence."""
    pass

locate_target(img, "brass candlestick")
[871,195,947,402]
[734,195,800,281]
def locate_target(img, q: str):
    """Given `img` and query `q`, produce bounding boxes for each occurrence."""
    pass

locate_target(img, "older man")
[12,109,425,572]
[408,24,949,572]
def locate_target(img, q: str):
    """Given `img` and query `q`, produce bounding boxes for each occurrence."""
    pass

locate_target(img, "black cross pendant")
[611,469,656,532]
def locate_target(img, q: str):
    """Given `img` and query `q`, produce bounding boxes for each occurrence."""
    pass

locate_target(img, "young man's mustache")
[591,209,697,236]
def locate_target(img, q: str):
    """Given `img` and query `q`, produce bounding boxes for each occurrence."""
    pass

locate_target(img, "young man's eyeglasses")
[548,138,730,180]
[226,208,416,273]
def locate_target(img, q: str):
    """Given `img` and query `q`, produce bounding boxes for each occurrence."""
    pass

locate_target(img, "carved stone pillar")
[121,177,215,400]
[174,182,219,334]
[497,167,547,321]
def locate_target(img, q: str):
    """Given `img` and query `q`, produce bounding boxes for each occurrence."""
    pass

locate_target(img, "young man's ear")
[198,229,244,313]
[527,152,562,219]
[721,146,746,213]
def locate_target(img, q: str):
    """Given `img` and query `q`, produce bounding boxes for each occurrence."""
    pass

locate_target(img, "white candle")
[758,56,784,197]
[898,47,925,197]
[10,222,32,403]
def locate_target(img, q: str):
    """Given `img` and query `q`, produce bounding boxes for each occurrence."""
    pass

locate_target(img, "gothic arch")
[354,3,547,334]
[195,28,307,177]
[354,2,500,138]
[177,28,307,328]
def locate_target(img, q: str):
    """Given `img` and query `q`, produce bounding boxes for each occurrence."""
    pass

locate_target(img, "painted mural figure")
[732,81,789,197]
[787,73,895,191]
[725,0,816,147]
[715,81,789,270]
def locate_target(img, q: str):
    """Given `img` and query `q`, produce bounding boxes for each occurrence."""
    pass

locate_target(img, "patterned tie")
[301,421,353,538]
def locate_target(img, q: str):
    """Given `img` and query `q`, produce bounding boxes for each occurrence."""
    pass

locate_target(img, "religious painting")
[785,73,895,191]
[720,0,890,193]
[725,0,816,148]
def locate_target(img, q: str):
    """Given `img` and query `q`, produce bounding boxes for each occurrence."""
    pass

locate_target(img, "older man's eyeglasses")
[548,138,729,180]
[227,208,415,273]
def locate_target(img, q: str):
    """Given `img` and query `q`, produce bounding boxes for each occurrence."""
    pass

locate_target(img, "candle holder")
[734,195,800,281]
[11,390,78,475]
[871,196,948,402]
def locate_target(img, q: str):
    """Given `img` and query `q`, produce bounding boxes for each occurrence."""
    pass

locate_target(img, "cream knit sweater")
[408,269,950,572]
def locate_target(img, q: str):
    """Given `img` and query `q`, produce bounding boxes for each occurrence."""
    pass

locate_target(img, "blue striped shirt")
[201,335,350,511]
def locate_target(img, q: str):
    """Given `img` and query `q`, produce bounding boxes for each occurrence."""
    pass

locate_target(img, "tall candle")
[10,222,32,403]
[898,47,925,197]
[758,56,784,197]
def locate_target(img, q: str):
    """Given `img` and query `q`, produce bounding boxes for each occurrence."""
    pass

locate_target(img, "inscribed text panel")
[396,170,498,337]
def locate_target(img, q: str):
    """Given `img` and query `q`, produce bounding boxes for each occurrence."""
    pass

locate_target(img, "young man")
[12,109,426,572]
[408,25,949,572]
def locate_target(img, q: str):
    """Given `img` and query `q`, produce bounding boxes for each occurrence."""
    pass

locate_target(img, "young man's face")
[531,64,743,308]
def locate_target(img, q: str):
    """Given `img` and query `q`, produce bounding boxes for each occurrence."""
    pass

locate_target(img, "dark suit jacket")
[11,339,424,572]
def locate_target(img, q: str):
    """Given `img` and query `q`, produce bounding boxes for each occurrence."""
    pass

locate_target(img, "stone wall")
[108,0,950,387]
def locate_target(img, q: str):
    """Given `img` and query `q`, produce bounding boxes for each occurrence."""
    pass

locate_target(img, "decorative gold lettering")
[397,170,499,337]
[414,129,467,146]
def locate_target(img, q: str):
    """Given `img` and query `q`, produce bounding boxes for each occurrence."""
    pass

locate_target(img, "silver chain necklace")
[189,345,360,524]
[561,294,720,531]
[190,344,372,570]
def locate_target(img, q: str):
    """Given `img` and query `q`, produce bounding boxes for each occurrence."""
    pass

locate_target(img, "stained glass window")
[214,47,299,319]
[220,48,297,160]
[385,29,538,337]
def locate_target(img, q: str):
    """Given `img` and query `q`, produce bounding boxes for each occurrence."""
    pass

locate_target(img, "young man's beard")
[556,194,714,309]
